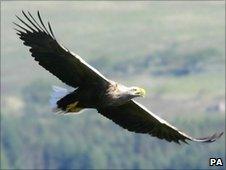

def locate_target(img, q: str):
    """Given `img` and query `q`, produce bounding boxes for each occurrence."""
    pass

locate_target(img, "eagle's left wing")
[98,100,223,144]
[14,11,109,88]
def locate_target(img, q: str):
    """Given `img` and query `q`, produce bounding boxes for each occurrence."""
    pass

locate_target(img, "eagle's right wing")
[98,100,223,144]
[14,11,109,88]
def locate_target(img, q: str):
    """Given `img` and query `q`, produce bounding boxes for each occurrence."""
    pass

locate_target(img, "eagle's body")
[55,81,140,113]
[15,11,223,144]
[57,83,106,111]
[55,81,139,113]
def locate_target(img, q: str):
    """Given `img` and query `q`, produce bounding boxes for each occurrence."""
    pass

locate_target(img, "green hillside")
[1,1,225,169]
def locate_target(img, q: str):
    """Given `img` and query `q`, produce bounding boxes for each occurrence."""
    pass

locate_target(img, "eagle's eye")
[131,88,138,93]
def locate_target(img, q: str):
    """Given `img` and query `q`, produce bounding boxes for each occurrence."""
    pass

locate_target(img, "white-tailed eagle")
[14,11,223,144]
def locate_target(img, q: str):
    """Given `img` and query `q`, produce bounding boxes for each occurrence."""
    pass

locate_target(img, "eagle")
[14,11,223,144]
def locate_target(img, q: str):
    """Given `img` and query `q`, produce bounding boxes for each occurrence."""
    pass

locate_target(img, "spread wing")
[14,11,109,88]
[98,100,223,144]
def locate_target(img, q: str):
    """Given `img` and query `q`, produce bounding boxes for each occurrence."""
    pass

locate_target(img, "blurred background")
[1,1,225,169]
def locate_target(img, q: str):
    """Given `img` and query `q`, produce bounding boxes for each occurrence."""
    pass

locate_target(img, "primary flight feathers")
[14,11,223,144]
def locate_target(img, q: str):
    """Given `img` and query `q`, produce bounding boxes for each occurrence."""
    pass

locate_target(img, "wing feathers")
[48,22,55,38]
[37,11,50,35]
[22,11,41,32]
[16,15,36,32]
[27,11,45,32]
[191,132,223,143]
[98,100,223,144]
[15,11,109,88]
[13,21,30,33]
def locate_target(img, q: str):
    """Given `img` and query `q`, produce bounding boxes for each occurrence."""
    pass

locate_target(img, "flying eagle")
[14,11,223,144]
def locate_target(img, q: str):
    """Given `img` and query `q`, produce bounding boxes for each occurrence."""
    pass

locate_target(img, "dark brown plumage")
[14,11,223,144]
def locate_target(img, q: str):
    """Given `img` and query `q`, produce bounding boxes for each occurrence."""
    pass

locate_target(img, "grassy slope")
[1,1,225,169]
[2,1,224,94]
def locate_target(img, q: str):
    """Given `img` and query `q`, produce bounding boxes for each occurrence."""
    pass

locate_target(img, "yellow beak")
[139,88,146,97]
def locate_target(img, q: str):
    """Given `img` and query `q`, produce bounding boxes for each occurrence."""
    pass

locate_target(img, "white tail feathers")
[50,86,68,110]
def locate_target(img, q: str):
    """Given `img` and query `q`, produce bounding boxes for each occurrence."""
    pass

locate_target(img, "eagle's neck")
[103,82,133,106]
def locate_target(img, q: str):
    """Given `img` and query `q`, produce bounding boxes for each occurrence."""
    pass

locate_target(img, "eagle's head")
[109,83,146,106]
[128,86,146,97]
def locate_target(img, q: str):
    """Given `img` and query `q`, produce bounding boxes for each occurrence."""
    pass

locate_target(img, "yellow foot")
[66,101,83,113]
